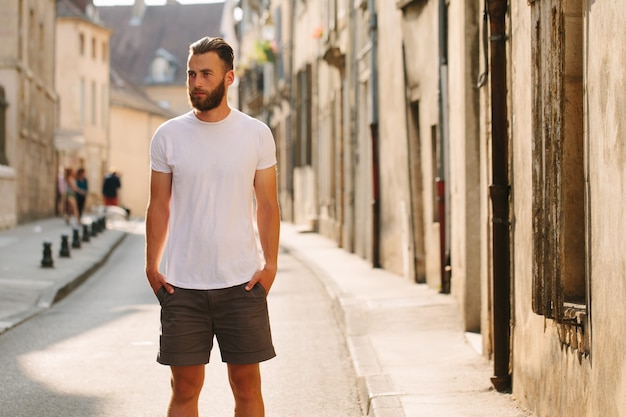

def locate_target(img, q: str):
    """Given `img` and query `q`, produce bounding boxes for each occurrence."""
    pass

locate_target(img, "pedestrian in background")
[75,167,88,219]
[56,169,66,217]
[102,170,121,206]
[145,37,280,417]
[64,167,85,227]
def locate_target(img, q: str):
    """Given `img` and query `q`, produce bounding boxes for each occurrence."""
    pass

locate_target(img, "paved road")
[0,232,363,417]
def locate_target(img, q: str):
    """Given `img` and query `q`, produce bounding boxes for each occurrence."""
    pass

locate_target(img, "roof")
[109,66,175,119]
[97,2,225,86]
[57,0,107,28]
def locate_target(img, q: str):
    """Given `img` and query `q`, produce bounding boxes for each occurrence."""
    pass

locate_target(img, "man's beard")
[188,78,226,112]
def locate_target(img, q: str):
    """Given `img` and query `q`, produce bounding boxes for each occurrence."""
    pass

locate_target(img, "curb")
[41,232,127,307]
[280,242,407,417]
[0,231,127,335]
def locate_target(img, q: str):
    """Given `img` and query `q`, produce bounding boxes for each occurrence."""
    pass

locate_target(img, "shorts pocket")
[156,286,168,304]
[254,282,267,297]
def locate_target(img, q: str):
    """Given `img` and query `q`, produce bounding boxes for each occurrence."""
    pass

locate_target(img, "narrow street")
[0,231,363,417]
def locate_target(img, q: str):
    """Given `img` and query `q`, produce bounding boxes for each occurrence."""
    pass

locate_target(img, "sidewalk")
[0,217,127,334]
[0,219,534,417]
[280,223,534,417]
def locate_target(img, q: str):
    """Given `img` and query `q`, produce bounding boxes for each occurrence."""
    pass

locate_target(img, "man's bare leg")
[167,365,205,417]
[228,363,264,417]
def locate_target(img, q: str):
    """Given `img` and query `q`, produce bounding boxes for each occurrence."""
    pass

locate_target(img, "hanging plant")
[311,26,324,39]
[253,39,277,64]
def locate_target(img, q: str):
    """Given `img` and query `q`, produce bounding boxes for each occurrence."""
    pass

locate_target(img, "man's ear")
[225,69,235,86]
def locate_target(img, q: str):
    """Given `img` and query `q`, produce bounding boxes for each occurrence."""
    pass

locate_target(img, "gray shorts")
[156,282,276,366]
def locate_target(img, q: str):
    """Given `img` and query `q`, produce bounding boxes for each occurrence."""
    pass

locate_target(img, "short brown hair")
[189,37,234,71]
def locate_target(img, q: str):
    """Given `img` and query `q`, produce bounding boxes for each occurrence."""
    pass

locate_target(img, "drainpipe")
[287,0,296,222]
[486,0,511,392]
[437,0,451,293]
[368,0,381,268]
[0,86,8,165]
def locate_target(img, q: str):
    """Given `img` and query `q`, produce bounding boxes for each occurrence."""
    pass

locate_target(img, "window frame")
[530,0,589,352]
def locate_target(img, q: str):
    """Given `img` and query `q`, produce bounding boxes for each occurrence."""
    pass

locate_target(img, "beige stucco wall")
[510,2,626,415]
[585,2,626,416]
[446,0,481,330]
[55,17,111,212]
[400,1,442,288]
[290,0,322,232]
[376,3,412,278]
[109,105,167,218]
[143,84,189,117]
[0,165,17,229]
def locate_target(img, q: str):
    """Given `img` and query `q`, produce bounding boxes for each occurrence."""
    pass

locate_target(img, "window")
[148,49,178,83]
[101,84,108,127]
[92,37,96,59]
[432,124,439,223]
[295,65,312,167]
[91,81,97,125]
[530,0,587,350]
[79,33,85,56]
[80,78,86,125]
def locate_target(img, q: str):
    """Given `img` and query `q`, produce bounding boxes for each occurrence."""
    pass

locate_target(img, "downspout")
[368,0,381,268]
[0,86,9,165]
[288,0,296,222]
[486,0,511,392]
[437,0,451,293]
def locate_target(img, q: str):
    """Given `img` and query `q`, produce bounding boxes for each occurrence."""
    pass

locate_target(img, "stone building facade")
[234,0,626,415]
[0,0,58,228]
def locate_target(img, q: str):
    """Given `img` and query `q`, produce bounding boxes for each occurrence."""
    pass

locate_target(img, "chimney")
[71,0,89,12]
[130,0,146,26]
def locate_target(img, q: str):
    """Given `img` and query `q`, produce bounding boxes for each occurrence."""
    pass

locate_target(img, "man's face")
[186,52,230,112]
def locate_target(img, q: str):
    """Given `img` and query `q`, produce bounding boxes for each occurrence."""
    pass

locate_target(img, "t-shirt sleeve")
[257,124,277,170]
[150,130,172,173]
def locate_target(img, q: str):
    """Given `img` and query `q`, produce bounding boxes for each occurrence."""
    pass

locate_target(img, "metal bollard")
[91,221,98,237]
[71,227,81,249]
[59,234,71,258]
[41,241,54,268]
[82,224,90,242]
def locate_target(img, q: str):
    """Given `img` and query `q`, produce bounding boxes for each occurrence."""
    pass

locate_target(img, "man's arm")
[247,165,280,293]
[145,170,174,294]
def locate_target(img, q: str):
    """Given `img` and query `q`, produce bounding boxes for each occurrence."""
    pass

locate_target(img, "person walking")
[102,170,121,206]
[75,167,88,219]
[144,37,280,417]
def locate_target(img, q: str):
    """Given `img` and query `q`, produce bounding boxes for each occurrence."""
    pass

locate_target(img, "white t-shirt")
[150,108,277,290]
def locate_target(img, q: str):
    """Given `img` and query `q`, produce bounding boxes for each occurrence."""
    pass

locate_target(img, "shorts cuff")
[157,351,209,366]
[222,347,276,364]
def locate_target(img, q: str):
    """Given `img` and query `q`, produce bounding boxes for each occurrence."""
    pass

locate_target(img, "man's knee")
[171,366,204,401]
[228,364,261,400]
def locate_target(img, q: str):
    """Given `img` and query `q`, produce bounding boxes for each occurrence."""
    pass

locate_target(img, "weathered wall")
[376,1,412,277]
[400,0,442,288]
[0,165,17,229]
[510,1,626,415]
[586,2,626,413]
[447,0,481,330]
[0,0,57,224]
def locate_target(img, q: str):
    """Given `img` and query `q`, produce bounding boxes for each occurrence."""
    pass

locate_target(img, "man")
[102,170,121,206]
[145,37,280,417]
